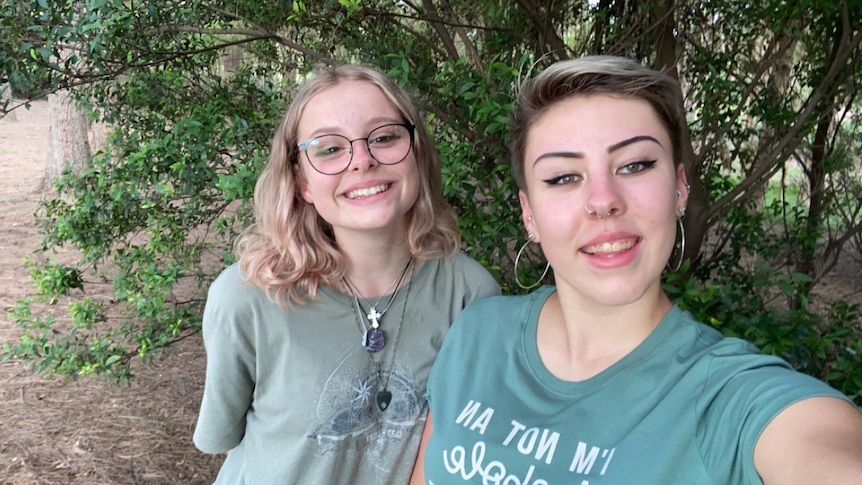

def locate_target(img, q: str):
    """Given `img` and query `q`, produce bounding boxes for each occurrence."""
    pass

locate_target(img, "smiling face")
[295,80,421,240]
[520,94,688,307]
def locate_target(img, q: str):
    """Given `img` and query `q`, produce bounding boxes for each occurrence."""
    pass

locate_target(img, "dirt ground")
[0,100,860,485]
[0,101,223,484]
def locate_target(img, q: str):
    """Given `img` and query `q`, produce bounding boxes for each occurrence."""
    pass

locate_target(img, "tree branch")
[420,0,459,60]
[707,29,862,224]
[514,0,569,59]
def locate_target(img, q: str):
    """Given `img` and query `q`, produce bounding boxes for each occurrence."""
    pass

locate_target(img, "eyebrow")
[533,135,664,164]
[306,117,404,138]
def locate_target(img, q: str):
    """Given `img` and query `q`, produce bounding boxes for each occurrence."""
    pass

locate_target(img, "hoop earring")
[666,217,686,272]
[514,234,550,290]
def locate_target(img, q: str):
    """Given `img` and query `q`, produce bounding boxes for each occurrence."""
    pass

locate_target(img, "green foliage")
[427,57,524,287]
[1,0,860,405]
[5,43,284,380]
[665,198,862,405]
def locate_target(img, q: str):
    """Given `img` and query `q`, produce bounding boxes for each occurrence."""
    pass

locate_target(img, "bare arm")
[755,396,862,485]
[409,412,433,485]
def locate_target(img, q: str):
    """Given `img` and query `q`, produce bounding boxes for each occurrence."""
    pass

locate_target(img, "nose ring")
[585,204,612,219]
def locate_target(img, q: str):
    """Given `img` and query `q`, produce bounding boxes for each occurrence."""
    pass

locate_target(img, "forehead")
[530,94,667,130]
[299,80,401,130]
[528,94,667,148]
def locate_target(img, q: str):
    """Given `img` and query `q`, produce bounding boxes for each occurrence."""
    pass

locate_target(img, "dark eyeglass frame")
[296,123,416,175]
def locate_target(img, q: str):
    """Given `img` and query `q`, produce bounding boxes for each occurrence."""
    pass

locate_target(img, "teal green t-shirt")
[424,286,849,485]
[193,252,500,485]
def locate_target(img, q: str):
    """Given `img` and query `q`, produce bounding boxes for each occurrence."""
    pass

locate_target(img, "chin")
[588,283,652,307]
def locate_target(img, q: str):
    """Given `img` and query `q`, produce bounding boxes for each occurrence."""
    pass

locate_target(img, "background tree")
[44,88,90,190]
[1,0,860,401]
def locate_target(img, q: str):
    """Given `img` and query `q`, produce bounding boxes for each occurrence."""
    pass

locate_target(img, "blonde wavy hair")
[236,64,461,306]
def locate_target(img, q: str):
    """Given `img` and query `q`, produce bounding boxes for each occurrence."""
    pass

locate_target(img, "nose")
[584,173,624,219]
[348,138,378,172]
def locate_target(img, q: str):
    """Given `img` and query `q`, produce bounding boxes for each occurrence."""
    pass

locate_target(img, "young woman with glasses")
[411,56,862,484]
[193,64,499,484]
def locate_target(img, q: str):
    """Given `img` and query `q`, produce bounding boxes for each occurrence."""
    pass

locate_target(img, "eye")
[541,173,582,185]
[368,125,408,147]
[369,133,399,146]
[314,146,344,157]
[309,136,349,159]
[618,159,657,175]
[314,144,344,157]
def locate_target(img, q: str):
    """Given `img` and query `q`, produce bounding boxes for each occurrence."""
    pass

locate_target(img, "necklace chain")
[345,259,414,412]
[344,257,412,331]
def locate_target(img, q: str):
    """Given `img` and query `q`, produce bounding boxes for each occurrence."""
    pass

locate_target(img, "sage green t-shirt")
[193,252,500,485]
[424,285,851,485]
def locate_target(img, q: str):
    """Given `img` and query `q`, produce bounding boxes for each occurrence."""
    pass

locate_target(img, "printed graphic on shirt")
[308,346,423,474]
[432,400,616,485]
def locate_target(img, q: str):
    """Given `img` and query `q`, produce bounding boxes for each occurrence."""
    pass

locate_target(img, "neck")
[337,230,413,298]
[344,253,413,300]
[536,288,672,381]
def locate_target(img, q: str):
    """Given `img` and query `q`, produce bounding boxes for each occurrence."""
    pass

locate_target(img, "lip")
[342,181,393,200]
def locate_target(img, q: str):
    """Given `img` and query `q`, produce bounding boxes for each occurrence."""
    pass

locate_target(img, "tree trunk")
[797,111,831,301]
[219,45,243,79]
[794,19,847,308]
[648,0,706,268]
[42,89,91,192]
[1,83,15,121]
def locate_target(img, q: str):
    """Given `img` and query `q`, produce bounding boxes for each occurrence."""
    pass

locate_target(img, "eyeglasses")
[297,123,416,175]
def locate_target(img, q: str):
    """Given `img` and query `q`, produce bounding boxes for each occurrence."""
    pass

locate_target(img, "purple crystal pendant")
[363,328,385,353]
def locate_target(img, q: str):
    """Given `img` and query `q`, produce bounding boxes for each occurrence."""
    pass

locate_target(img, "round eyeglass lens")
[365,124,413,165]
[303,123,413,174]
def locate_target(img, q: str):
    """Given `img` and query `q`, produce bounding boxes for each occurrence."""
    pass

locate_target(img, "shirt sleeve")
[696,341,850,483]
[455,252,501,303]
[193,266,258,454]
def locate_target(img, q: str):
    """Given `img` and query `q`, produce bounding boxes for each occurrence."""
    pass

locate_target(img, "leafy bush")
[2,0,859,406]
[665,199,862,406]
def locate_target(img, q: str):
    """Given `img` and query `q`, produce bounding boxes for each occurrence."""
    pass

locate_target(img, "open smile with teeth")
[583,238,637,255]
[345,183,391,199]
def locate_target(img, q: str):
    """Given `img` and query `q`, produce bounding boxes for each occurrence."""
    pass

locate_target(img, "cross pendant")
[367,307,382,329]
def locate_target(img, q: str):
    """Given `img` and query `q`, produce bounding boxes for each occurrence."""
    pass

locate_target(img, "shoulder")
[657,308,844,411]
[207,263,256,298]
[465,286,550,314]
[656,308,853,482]
[440,252,493,278]
[453,252,499,284]
[425,252,501,298]
[674,307,849,435]
[450,287,550,336]
[667,307,757,359]
[202,263,282,332]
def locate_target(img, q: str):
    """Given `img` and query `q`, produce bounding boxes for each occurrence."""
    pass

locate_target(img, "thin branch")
[707,29,862,223]
[365,3,509,32]
[420,0,459,60]
[514,0,569,58]
[437,0,486,73]
[148,25,337,66]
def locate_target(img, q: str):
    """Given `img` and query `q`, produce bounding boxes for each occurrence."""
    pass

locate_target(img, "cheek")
[532,199,578,242]
[631,194,676,232]
[630,179,677,215]
[297,176,314,203]
[402,159,422,201]
[298,171,337,205]
[630,193,679,251]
